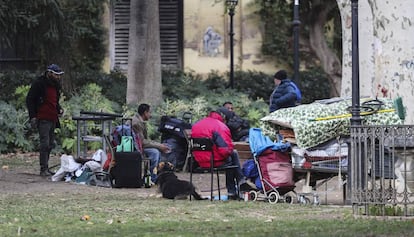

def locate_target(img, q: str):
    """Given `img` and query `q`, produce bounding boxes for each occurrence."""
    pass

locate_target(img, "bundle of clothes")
[51,149,111,187]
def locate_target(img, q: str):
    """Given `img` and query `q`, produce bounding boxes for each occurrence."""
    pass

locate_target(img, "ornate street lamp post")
[350,0,361,126]
[226,0,238,89]
[348,0,361,204]
[292,0,300,83]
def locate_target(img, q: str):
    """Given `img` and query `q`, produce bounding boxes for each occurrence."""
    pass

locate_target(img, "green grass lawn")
[1,153,414,236]
[1,191,414,237]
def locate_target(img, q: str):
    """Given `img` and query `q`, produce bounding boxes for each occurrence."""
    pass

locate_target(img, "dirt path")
[0,153,345,204]
[0,153,225,198]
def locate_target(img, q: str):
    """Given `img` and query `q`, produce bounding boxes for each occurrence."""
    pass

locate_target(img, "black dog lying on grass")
[155,162,207,200]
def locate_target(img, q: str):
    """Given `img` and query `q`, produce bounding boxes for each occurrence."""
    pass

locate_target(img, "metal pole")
[229,7,235,89]
[348,0,361,205]
[350,0,361,126]
[293,0,300,82]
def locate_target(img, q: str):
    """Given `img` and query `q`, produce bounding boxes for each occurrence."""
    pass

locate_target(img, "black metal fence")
[350,125,414,217]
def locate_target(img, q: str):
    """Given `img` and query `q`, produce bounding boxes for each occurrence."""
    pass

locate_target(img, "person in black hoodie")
[26,64,64,176]
[221,102,250,142]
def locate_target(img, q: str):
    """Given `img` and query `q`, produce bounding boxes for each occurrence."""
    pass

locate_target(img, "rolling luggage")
[110,151,143,188]
[109,118,143,188]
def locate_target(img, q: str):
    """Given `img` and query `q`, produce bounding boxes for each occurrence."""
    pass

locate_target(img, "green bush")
[232,68,331,104]
[0,101,35,153]
[0,70,127,109]
[233,70,274,100]
[13,85,30,111]
[161,70,269,128]
[162,70,206,100]
[0,68,330,153]
[69,70,127,107]
[0,71,37,102]
[298,67,331,103]
[0,82,121,154]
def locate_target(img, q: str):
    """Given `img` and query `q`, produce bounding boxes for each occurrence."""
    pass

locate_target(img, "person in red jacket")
[191,107,254,199]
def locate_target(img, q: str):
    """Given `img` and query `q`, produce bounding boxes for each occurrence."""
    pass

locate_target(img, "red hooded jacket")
[191,111,234,168]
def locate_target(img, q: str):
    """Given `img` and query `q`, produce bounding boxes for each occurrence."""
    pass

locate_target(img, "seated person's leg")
[225,168,237,197]
[144,148,161,182]
[160,137,179,168]
[224,151,254,195]
[223,151,243,197]
[229,150,244,181]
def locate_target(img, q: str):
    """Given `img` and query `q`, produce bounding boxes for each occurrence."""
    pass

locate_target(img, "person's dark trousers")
[224,150,244,195]
[161,137,187,170]
[38,120,56,172]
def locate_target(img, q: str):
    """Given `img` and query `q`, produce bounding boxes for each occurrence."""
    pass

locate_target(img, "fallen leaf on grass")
[168,207,178,213]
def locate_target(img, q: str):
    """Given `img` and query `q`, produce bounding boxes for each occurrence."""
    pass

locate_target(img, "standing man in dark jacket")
[26,64,64,176]
[269,70,297,113]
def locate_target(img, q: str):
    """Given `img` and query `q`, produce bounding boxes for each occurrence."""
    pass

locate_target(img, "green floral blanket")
[260,98,403,149]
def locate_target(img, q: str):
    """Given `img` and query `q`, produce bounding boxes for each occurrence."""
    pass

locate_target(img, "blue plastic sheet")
[248,128,290,156]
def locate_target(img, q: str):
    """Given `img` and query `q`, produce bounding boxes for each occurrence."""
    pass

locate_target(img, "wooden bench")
[234,142,253,166]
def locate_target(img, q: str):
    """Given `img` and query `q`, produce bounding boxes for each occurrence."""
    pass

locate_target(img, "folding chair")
[182,129,192,172]
[189,137,239,201]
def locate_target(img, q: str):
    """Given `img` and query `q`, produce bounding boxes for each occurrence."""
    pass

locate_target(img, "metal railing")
[350,125,414,217]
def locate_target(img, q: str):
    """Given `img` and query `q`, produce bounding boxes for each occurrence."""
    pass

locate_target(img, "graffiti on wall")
[401,60,414,70]
[398,59,414,84]
[399,59,414,94]
[203,26,222,57]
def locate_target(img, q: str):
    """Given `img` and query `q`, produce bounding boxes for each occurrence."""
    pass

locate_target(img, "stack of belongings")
[158,115,192,171]
[51,149,111,187]
[259,97,404,185]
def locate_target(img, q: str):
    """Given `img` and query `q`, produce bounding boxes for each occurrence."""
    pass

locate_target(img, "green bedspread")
[260,98,403,149]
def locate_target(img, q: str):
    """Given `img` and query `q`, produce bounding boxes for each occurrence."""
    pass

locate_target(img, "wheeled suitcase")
[109,118,143,188]
[110,151,143,188]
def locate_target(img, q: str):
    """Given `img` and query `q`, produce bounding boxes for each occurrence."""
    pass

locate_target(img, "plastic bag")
[92,149,107,165]
[242,159,259,178]
[51,154,82,182]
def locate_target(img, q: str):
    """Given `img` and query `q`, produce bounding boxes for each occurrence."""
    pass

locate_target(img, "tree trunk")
[127,0,162,106]
[308,2,342,97]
